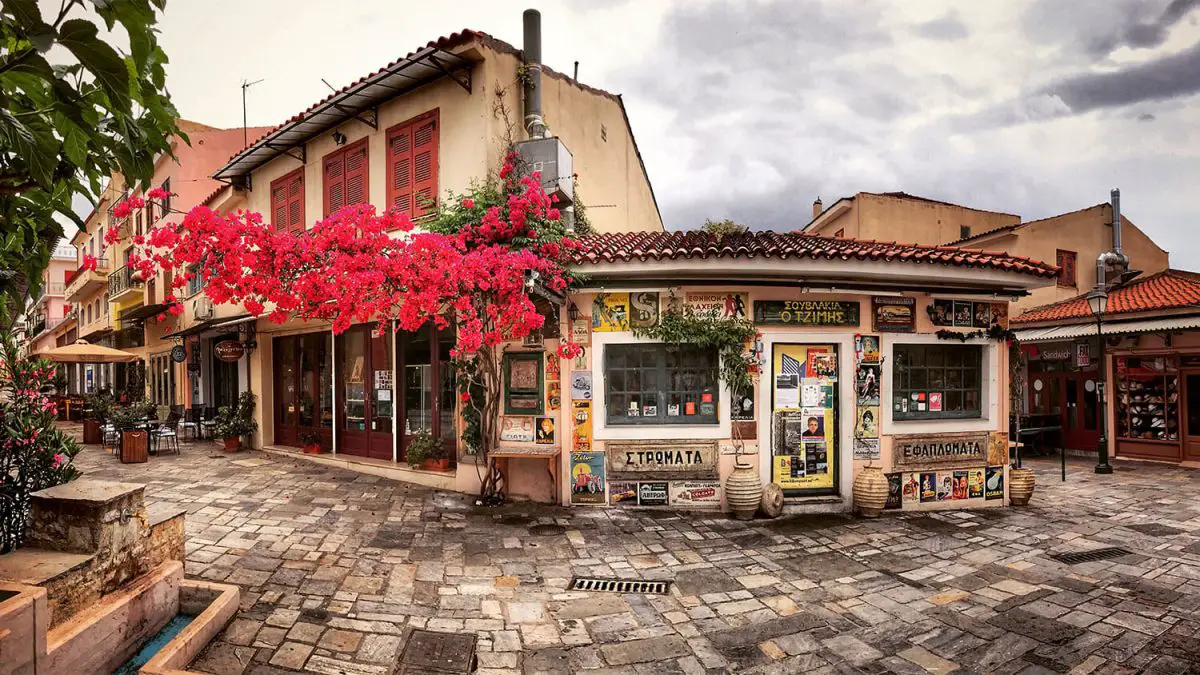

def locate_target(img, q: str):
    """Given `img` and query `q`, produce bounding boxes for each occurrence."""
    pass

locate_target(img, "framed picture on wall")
[504,353,544,415]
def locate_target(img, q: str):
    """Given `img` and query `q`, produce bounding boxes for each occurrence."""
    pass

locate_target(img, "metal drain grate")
[529,524,566,536]
[1050,547,1133,565]
[569,576,671,595]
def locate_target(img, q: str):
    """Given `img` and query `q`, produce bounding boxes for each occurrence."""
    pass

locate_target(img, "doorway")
[1184,372,1200,462]
[336,324,394,460]
[768,343,840,496]
[1029,371,1100,452]
[274,333,333,449]
[398,325,457,463]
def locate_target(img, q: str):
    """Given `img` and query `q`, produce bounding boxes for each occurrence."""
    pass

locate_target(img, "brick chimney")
[812,197,823,220]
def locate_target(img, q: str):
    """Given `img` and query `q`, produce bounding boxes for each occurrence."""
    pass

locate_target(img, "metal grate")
[569,577,671,595]
[529,524,565,536]
[1050,547,1133,565]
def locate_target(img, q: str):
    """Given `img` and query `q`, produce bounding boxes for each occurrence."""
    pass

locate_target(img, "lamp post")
[1086,288,1113,474]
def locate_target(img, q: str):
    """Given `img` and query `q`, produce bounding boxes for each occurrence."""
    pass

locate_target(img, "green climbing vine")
[632,310,759,400]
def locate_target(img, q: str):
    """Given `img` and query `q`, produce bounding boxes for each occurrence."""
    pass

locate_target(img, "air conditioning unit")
[516,137,574,206]
[194,297,214,321]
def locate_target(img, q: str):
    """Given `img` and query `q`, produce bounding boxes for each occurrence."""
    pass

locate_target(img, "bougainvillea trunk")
[120,154,582,500]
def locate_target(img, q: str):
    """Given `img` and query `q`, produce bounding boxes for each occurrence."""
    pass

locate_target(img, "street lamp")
[1086,288,1113,474]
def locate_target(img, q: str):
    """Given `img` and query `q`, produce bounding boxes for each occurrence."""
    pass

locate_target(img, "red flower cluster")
[81,254,98,272]
[121,160,581,360]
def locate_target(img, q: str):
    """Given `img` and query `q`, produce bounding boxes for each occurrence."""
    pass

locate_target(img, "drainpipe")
[522,9,546,139]
[1093,188,1129,291]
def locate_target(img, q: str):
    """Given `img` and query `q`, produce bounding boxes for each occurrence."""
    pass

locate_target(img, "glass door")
[770,343,839,496]
[1185,373,1200,462]
[397,326,458,463]
[337,324,394,460]
[274,333,333,449]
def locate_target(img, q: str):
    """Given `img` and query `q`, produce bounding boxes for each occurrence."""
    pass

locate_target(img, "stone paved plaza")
[69,431,1200,674]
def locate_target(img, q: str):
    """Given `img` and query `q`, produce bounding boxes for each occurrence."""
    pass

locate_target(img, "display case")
[1116,357,1179,442]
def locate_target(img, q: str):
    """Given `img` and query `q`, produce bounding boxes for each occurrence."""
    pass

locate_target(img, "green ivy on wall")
[633,310,759,400]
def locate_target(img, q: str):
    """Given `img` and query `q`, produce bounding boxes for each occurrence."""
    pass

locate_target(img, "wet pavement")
[69,428,1200,674]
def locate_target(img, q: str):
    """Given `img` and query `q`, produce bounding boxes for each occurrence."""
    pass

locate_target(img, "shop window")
[1116,357,1178,441]
[504,352,544,416]
[893,344,983,420]
[186,264,204,297]
[1056,249,1077,288]
[604,344,719,425]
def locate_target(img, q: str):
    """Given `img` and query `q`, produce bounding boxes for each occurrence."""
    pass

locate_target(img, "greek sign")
[872,296,916,332]
[754,300,859,327]
[686,292,749,320]
[607,440,718,477]
[892,431,989,470]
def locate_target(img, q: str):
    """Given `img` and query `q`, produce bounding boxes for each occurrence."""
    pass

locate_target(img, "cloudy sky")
[150,0,1199,267]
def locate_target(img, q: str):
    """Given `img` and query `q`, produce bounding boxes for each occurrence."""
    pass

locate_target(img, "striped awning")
[1014,315,1200,343]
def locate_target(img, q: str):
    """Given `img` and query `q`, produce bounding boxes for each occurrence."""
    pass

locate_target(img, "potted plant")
[405,431,434,469]
[421,435,450,472]
[82,391,113,444]
[215,392,258,452]
[300,431,324,455]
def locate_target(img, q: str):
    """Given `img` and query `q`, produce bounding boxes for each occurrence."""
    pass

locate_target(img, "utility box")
[516,137,574,206]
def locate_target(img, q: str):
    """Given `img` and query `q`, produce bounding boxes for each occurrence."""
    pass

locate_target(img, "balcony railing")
[108,265,142,298]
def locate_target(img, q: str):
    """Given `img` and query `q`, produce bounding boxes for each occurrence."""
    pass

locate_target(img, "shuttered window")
[386,110,439,222]
[270,168,306,232]
[1056,249,1077,288]
[323,139,369,216]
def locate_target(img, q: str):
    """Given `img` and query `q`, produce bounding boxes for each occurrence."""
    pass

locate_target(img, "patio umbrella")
[39,340,140,364]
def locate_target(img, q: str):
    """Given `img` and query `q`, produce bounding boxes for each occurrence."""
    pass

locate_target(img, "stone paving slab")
[62,425,1200,674]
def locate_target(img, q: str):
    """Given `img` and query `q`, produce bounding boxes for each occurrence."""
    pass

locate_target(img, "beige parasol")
[39,340,140,364]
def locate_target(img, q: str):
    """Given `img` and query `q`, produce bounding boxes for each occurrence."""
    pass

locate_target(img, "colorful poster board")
[754,300,859,326]
[572,401,592,452]
[771,344,837,491]
[931,300,1009,328]
[592,293,630,332]
[985,466,1004,500]
[872,296,916,332]
[570,452,606,504]
[686,292,749,319]
[499,416,534,443]
[535,417,555,445]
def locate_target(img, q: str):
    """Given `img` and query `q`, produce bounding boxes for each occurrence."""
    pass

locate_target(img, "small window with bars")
[893,343,983,420]
[605,344,720,425]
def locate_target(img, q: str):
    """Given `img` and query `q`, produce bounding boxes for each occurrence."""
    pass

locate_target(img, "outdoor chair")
[153,413,181,455]
[179,408,201,442]
[100,417,119,454]
[200,406,218,440]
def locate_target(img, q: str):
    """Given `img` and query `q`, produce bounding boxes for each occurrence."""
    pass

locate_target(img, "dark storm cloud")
[914,12,968,41]
[1024,0,1200,59]
[1042,40,1200,113]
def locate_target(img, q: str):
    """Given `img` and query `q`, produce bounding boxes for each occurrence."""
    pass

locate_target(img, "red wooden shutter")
[411,115,438,218]
[271,170,306,232]
[388,125,414,217]
[324,152,345,216]
[271,179,289,229]
[344,142,368,207]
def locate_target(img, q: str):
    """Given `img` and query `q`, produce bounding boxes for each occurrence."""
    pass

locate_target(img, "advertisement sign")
[609,481,638,505]
[570,318,591,345]
[885,473,902,509]
[592,293,630,332]
[1076,343,1091,367]
[214,340,246,362]
[570,372,592,400]
[892,432,989,470]
[985,466,1005,500]
[535,417,555,445]
[171,345,187,363]
[608,441,718,475]
[754,300,859,327]
[872,296,916,332]
[853,438,880,460]
[670,481,721,509]
[685,292,749,320]
[855,334,880,363]
[637,482,669,506]
[499,416,534,443]
[629,292,660,328]
[572,401,592,452]
[570,452,607,504]
[931,300,1010,328]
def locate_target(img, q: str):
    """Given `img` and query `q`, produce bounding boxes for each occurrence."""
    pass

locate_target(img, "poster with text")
[920,472,937,502]
[853,438,880,460]
[685,292,748,320]
[856,365,880,406]
[772,344,838,491]
[499,416,534,443]
[638,482,669,506]
[570,452,606,504]
[609,481,638,505]
[572,401,592,452]
[855,406,879,438]
[855,334,881,363]
[985,466,1004,500]
[952,470,969,499]
[968,469,985,499]
[885,473,902,509]
[570,371,593,400]
[629,291,660,328]
[937,473,954,501]
[592,292,630,332]
[903,473,920,504]
[535,417,555,445]
[670,481,721,509]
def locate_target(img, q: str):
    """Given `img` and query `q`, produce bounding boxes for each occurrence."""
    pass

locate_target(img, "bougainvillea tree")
[120,154,581,500]
[0,311,82,552]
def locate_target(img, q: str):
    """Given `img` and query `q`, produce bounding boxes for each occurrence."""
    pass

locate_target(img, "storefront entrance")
[1028,371,1100,451]
[769,343,839,496]
[273,333,333,449]
[211,333,240,410]
[337,324,394,460]
[1183,372,1200,462]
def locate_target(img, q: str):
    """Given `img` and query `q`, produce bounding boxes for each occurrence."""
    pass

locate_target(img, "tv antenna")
[241,78,265,148]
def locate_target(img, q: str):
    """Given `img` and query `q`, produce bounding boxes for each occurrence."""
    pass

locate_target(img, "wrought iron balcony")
[108,265,143,300]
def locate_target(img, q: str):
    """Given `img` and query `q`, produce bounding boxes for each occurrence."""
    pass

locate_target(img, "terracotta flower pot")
[421,458,451,472]
[222,436,241,452]
[853,466,889,518]
[1009,467,1036,505]
[725,465,763,520]
[303,443,323,455]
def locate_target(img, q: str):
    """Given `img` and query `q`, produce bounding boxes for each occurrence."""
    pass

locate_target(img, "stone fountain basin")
[0,561,239,674]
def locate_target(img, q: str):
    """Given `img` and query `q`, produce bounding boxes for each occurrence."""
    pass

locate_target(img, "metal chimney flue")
[522,9,546,139]
[1110,188,1123,255]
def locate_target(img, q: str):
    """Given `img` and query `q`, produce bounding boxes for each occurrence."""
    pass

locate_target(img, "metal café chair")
[200,406,218,441]
[179,407,202,442]
[153,412,181,455]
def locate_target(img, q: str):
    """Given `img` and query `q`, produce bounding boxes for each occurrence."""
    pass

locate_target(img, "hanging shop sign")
[754,300,859,327]
[685,292,749,320]
[213,340,246,362]
[1075,343,1091,367]
[892,431,988,470]
[872,296,916,332]
[170,345,187,363]
[607,440,718,477]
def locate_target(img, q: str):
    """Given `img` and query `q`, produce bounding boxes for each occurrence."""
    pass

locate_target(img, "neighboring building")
[805,192,1021,247]
[23,242,77,357]
[1013,269,1200,466]
[182,17,663,468]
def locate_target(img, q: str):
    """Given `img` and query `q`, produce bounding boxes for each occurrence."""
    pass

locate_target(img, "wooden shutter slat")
[411,117,438,218]
[273,170,306,231]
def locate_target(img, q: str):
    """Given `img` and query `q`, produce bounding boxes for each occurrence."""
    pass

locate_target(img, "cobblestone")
[65,431,1200,673]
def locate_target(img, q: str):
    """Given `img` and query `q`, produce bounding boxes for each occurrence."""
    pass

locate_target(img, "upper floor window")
[186,264,204,297]
[386,110,440,221]
[271,168,305,232]
[322,138,369,216]
[160,178,171,218]
[959,225,971,240]
[1056,249,1077,288]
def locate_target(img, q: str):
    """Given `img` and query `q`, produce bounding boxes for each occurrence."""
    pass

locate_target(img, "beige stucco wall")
[808,194,1019,245]
[968,206,1170,315]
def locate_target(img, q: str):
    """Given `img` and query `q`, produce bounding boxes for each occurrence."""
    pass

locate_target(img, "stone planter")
[222,436,241,452]
[1009,467,1036,505]
[853,465,889,517]
[725,465,763,520]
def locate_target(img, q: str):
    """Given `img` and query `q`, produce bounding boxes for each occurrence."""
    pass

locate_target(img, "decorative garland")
[934,325,1017,343]
[632,311,759,399]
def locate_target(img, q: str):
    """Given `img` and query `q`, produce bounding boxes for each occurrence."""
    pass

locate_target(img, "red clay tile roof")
[571,231,1058,278]
[1013,269,1200,324]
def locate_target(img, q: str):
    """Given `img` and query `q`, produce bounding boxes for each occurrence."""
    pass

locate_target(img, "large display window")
[1116,356,1179,442]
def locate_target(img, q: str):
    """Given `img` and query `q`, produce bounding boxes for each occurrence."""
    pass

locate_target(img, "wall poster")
[771,344,838,492]
[535,417,556,445]
[985,466,1004,500]
[499,416,534,443]
[629,291,660,328]
[856,364,880,406]
[592,292,630,332]
[884,473,902,509]
[872,296,916,332]
[686,292,749,320]
[570,452,606,504]
[855,334,880,363]
[572,401,592,452]
[570,371,593,400]
[932,299,1011,329]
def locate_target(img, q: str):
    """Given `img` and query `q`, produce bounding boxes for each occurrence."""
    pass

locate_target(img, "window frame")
[322,137,370,216]
[891,342,984,421]
[503,352,544,416]
[185,264,204,298]
[603,342,721,426]
[1056,249,1077,288]
[270,167,306,232]
[385,109,440,222]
